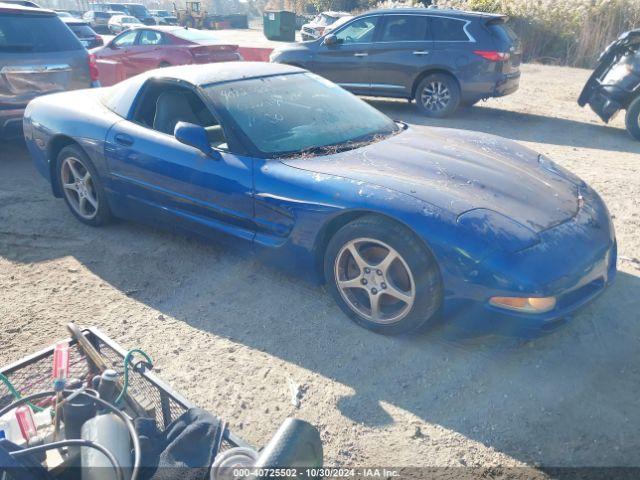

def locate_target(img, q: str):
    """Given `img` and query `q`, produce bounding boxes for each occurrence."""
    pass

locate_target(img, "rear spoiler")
[485,15,509,25]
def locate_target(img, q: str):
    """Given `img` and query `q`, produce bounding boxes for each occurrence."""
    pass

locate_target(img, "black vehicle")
[579,29,640,140]
[62,17,104,48]
[121,2,155,25]
[270,8,521,117]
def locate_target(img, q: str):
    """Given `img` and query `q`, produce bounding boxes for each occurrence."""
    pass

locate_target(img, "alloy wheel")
[334,238,416,324]
[420,81,451,112]
[60,157,99,220]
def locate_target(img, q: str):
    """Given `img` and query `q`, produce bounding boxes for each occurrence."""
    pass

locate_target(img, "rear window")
[95,11,110,18]
[69,24,96,37]
[430,17,470,42]
[488,23,518,46]
[0,13,83,52]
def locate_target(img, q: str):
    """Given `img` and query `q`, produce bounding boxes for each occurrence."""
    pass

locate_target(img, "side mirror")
[323,34,338,46]
[108,41,118,49]
[174,121,215,157]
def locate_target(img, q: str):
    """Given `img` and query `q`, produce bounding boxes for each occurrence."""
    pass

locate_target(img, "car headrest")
[153,91,199,135]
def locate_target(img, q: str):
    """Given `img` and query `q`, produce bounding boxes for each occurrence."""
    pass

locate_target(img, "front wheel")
[56,145,112,226]
[625,96,640,141]
[324,215,443,335]
[414,73,460,118]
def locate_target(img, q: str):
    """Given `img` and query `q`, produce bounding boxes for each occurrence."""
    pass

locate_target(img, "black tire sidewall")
[625,97,640,141]
[324,216,443,335]
[415,73,461,118]
[56,145,111,227]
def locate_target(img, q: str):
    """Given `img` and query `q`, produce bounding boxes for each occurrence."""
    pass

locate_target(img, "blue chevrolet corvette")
[23,62,616,335]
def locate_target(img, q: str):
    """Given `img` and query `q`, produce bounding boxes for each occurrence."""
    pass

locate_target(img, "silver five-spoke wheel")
[334,237,416,324]
[60,157,99,220]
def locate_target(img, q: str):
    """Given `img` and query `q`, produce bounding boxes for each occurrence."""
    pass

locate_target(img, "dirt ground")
[1,62,639,473]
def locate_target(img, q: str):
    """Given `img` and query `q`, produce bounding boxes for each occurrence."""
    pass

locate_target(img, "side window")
[138,30,163,46]
[335,17,378,45]
[379,15,428,42]
[430,17,470,42]
[113,29,138,47]
[131,83,227,149]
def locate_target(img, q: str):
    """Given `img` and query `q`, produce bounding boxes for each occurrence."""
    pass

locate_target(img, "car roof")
[139,62,304,87]
[361,7,505,19]
[0,1,52,14]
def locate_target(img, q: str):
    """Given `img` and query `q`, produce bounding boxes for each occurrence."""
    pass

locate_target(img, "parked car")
[0,2,99,138]
[579,29,640,141]
[23,62,616,336]
[88,2,128,15]
[301,11,350,41]
[108,14,144,33]
[150,9,177,25]
[121,2,155,25]
[82,9,117,33]
[92,26,241,80]
[271,8,522,117]
[62,17,104,49]
[55,10,73,18]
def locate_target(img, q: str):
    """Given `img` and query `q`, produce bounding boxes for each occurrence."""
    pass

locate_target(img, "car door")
[307,15,380,94]
[104,81,255,242]
[125,29,164,72]
[102,29,139,77]
[366,14,433,97]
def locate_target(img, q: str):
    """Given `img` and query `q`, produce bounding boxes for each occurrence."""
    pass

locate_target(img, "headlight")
[490,296,557,313]
[457,208,540,255]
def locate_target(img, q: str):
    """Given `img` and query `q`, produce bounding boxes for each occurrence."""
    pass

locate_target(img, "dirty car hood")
[282,127,579,232]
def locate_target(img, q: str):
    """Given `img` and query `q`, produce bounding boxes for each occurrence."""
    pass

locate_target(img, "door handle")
[353,52,368,57]
[114,133,134,146]
[413,51,430,56]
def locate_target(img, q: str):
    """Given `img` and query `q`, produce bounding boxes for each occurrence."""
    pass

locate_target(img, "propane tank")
[81,413,131,480]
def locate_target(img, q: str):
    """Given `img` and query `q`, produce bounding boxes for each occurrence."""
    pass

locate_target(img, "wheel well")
[411,69,460,98]
[314,211,438,282]
[47,135,79,197]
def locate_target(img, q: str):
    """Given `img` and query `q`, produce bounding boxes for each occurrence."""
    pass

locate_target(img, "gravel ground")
[1,63,639,473]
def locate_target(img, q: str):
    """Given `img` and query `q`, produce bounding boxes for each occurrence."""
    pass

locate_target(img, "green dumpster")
[263,10,296,42]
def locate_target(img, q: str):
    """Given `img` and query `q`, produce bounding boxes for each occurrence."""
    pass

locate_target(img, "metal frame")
[0,327,251,450]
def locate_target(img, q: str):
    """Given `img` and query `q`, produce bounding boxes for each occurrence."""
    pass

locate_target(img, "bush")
[435,0,640,67]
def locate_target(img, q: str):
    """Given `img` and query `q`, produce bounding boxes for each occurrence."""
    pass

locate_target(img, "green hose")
[0,373,45,413]
[115,349,153,406]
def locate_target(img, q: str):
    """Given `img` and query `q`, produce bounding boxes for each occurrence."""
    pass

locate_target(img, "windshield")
[121,17,138,23]
[155,10,170,17]
[205,73,399,158]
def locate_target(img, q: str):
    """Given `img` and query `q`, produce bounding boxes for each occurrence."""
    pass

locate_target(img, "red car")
[92,26,242,80]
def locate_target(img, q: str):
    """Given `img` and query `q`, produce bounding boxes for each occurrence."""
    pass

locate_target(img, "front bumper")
[443,186,616,337]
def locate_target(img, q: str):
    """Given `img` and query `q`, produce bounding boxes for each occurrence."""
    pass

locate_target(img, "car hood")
[282,127,579,233]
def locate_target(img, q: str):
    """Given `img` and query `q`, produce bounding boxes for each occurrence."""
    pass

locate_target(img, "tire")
[414,73,461,118]
[624,96,640,141]
[324,215,443,335]
[56,145,112,227]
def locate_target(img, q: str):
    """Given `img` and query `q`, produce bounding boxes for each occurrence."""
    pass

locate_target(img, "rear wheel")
[415,73,460,118]
[624,96,640,141]
[56,145,112,226]
[324,215,443,335]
